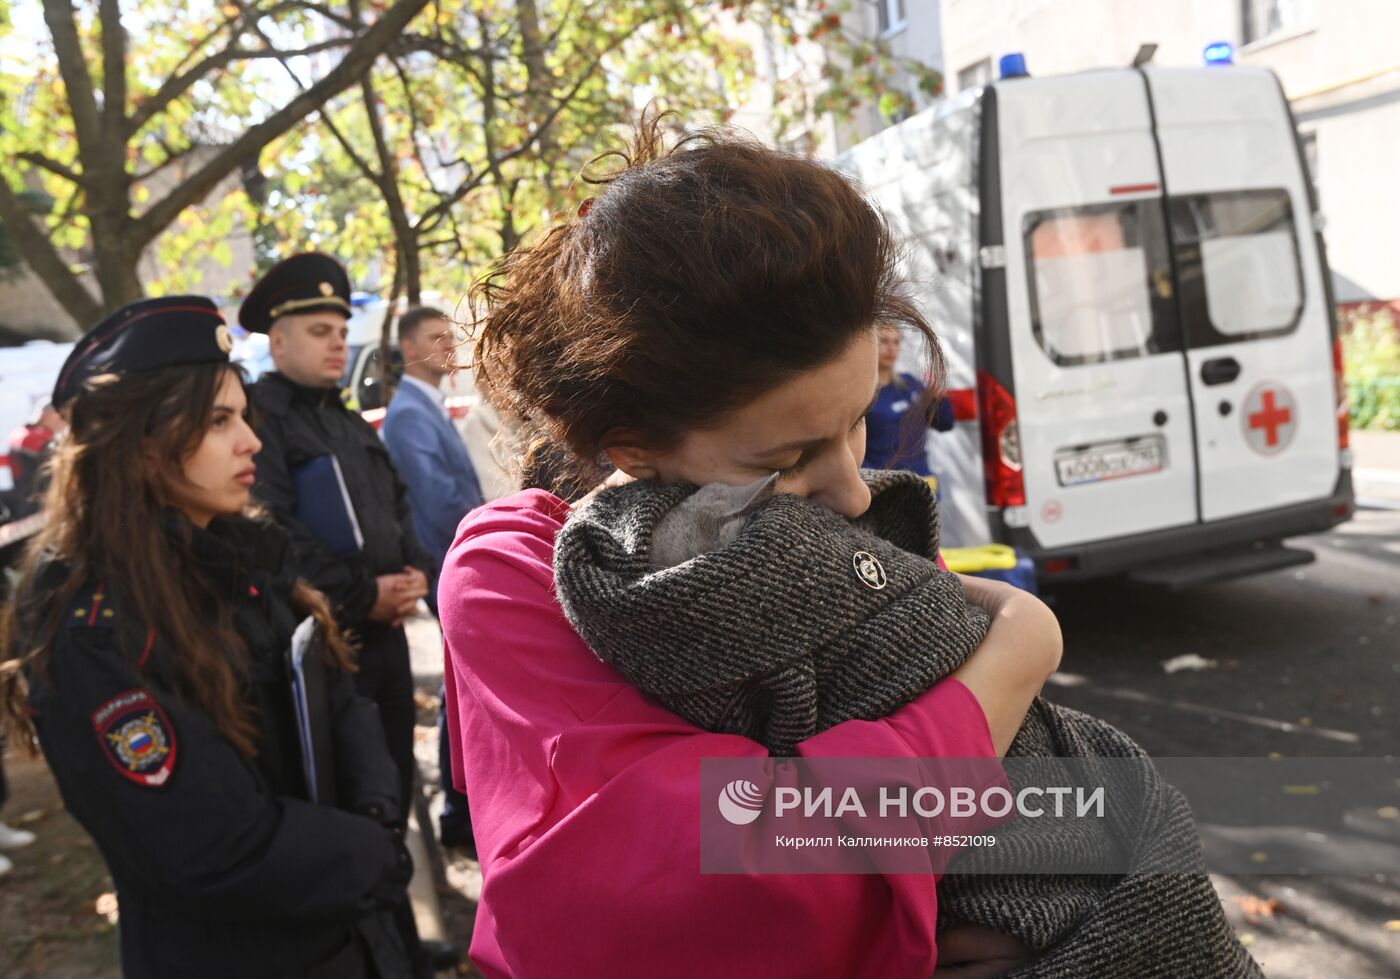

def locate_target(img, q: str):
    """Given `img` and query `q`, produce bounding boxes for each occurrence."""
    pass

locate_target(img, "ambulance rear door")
[992,70,1198,548]
[1143,66,1340,522]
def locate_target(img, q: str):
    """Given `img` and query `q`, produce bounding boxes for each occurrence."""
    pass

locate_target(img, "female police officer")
[0,297,415,978]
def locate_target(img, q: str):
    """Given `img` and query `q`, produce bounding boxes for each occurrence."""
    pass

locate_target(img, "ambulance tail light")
[977,371,1025,507]
[1332,337,1349,452]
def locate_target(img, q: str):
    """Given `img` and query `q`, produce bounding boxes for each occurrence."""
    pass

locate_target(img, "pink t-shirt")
[439,490,999,979]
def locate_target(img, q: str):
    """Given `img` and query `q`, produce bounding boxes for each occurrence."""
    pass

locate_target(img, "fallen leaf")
[1385,920,1400,931]
[1377,806,1399,820]
[15,809,45,826]
[1161,653,1217,674]
[1251,851,1269,864]
[1237,895,1283,922]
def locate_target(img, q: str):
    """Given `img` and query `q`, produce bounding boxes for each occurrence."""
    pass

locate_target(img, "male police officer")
[241,254,448,975]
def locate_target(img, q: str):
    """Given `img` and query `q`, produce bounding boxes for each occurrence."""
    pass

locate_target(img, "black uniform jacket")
[22,516,412,978]
[249,372,432,627]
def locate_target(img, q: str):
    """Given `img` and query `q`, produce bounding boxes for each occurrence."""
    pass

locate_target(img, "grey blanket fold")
[555,470,1260,978]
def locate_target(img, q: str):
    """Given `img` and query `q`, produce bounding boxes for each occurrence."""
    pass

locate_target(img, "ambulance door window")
[1167,188,1303,350]
[1023,201,1178,367]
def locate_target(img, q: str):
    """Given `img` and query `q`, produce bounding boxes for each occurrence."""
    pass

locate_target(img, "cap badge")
[318,281,334,296]
[852,550,887,590]
[214,324,233,353]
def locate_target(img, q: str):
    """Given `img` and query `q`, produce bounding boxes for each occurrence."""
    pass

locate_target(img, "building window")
[1241,0,1309,46]
[877,0,907,36]
[957,58,992,92]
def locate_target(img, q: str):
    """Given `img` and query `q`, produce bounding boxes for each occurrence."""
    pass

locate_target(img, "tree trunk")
[358,74,421,304]
[89,204,141,310]
[515,0,557,193]
[0,176,101,331]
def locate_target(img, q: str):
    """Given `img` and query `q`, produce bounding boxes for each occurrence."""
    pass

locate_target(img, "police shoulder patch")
[91,689,177,787]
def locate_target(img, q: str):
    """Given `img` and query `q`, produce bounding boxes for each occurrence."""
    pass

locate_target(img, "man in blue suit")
[381,306,484,850]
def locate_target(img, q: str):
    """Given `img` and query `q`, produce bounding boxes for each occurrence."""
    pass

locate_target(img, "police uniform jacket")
[22,516,413,978]
[249,372,432,627]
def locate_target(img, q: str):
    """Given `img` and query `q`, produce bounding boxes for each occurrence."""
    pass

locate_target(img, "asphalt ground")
[1041,503,1400,978]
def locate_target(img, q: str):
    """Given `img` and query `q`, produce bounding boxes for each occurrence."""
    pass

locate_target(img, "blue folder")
[292,454,364,558]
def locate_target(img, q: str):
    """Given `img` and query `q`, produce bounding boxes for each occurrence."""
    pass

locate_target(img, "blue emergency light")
[998,53,1029,79]
[349,291,376,307]
[1204,41,1234,66]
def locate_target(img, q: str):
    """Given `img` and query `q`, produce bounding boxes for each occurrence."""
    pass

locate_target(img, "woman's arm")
[950,574,1063,755]
[441,494,959,979]
[35,625,407,923]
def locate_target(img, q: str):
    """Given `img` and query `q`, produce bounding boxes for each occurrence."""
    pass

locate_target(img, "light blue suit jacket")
[380,379,484,598]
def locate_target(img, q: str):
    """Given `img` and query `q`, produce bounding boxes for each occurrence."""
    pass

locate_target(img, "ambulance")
[838,50,1354,587]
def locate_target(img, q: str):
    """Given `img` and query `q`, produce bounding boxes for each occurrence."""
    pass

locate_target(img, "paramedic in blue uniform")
[863,322,955,476]
[240,255,453,975]
[0,297,415,978]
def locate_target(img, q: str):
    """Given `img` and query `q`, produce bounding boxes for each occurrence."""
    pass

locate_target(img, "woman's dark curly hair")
[469,107,944,493]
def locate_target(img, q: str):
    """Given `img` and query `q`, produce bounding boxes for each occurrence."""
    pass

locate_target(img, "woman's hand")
[950,575,1063,756]
[932,924,1033,977]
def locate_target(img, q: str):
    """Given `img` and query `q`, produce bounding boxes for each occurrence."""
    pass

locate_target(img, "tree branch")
[16,151,83,186]
[285,0,358,31]
[0,175,101,329]
[130,139,199,183]
[319,107,383,185]
[98,0,126,155]
[389,58,435,184]
[127,38,356,137]
[41,0,102,172]
[129,0,431,251]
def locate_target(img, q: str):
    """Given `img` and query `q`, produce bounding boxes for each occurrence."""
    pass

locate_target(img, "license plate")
[1055,437,1166,487]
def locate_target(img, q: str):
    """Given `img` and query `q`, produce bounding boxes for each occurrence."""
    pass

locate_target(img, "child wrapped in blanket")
[554,469,1262,979]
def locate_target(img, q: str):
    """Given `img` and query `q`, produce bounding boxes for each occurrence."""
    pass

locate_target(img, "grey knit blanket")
[555,470,1260,977]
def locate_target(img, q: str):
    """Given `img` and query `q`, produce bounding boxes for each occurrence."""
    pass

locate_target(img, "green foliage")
[3,0,938,310]
[1339,304,1400,432]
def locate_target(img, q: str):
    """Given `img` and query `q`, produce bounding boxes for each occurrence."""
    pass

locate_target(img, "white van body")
[838,64,1353,586]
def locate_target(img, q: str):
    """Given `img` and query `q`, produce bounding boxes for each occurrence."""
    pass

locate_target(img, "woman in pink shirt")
[439,113,1063,978]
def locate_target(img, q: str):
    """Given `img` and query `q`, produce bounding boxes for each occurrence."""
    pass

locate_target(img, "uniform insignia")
[67,581,114,629]
[91,689,176,787]
[215,324,233,353]
[318,281,334,296]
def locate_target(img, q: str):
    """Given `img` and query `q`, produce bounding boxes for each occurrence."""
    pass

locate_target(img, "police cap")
[238,252,352,334]
[52,296,232,409]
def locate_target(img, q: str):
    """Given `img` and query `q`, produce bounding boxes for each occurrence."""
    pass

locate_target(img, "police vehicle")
[838,47,1353,587]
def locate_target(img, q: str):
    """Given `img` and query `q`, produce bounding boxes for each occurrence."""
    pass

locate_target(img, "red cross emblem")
[1243,383,1296,455]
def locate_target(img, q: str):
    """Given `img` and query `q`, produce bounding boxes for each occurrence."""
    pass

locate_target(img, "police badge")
[92,689,177,787]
